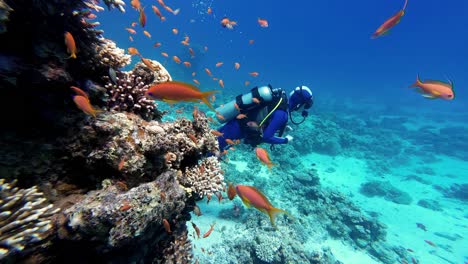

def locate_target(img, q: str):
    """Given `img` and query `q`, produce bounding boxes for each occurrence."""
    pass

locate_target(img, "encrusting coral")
[0,179,60,260]
[63,171,186,249]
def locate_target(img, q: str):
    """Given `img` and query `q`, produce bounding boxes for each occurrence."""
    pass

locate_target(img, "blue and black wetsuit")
[217,90,289,151]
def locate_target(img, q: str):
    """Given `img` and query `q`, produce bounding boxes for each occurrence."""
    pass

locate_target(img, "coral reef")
[440,183,468,201]
[162,231,193,264]
[0,0,12,34]
[287,170,410,264]
[57,171,188,262]
[359,181,413,205]
[95,39,131,69]
[61,110,219,187]
[417,198,443,211]
[0,179,60,261]
[103,61,171,121]
[179,157,225,199]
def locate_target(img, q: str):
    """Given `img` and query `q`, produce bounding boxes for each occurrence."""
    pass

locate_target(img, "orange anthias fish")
[139,8,147,27]
[128,47,140,55]
[249,72,259,77]
[235,185,289,226]
[73,95,100,118]
[371,0,408,39]
[152,5,166,21]
[257,18,268,28]
[145,81,219,111]
[220,17,237,29]
[409,74,454,100]
[255,147,276,170]
[234,62,240,70]
[70,86,89,99]
[64,32,77,59]
[143,30,152,38]
[172,55,181,64]
[227,182,236,200]
[125,27,137,34]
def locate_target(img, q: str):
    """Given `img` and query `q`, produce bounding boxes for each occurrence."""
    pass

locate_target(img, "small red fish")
[64,32,77,59]
[191,222,200,238]
[203,222,216,238]
[249,72,259,77]
[73,95,100,118]
[257,18,268,28]
[70,86,88,99]
[145,81,219,111]
[371,0,408,39]
[139,8,147,27]
[162,219,172,234]
[227,182,236,200]
[255,147,276,170]
[118,157,126,170]
[235,185,289,226]
[409,74,454,100]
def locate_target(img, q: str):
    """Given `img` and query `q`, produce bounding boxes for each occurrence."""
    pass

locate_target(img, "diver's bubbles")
[191,0,215,22]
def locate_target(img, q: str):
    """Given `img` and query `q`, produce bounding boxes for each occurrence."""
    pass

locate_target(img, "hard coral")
[60,171,188,262]
[105,72,160,121]
[103,60,170,121]
[64,171,185,248]
[62,111,219,188]
[95,39,131,69]
[0,179,60,260]
[179,157,225,198]
[162,230,193,264]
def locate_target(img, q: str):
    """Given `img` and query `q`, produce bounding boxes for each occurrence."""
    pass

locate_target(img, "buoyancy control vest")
[215,85,287,123]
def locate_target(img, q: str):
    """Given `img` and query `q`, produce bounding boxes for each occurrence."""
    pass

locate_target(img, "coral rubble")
[0,179,60,261]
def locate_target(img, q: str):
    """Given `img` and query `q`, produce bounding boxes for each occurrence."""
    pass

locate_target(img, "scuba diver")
[215,84,313,152]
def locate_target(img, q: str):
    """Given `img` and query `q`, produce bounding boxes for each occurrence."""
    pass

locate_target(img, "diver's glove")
[301,110,308,117]
[285,135,294,143]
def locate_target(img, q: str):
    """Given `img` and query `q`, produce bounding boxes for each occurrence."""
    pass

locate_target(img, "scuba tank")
[215,85,274,123]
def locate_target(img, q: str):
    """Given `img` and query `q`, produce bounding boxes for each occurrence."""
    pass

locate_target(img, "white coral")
[0,179,60,260]
[95,39,131,69]
[179,157,225,198]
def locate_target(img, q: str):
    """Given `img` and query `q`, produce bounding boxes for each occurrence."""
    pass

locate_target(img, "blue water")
[96,1,468,263]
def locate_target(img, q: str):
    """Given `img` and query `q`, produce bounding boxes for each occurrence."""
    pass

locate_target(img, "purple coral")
[104,61,171,121]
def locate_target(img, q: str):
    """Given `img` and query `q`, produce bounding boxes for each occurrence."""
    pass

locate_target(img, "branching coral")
[0,179,60,260]
[254,234,282,262]
[103,60,171,121]
[179,157,225,199]
[162,230,193,264]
